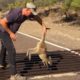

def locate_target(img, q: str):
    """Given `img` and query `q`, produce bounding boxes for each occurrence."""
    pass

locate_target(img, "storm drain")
[0,50,80,80]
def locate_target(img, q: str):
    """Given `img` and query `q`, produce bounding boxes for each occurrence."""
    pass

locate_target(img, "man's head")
[22,2,37,16]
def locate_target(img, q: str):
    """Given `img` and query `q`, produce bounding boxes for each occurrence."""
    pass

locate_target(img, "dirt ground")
[19,15,80,51]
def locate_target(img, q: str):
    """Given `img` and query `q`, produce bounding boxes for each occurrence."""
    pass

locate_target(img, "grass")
[34,0,57,7]
[71,0,80,10]
[1,0,80,11]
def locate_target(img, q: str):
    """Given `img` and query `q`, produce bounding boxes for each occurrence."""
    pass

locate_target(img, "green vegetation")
[7,0,57,10]
[71,0,80,10]
[0,0,80,13]
[62,0,73,12]
[7,1,26,10]
[33,0,57,7]
[63,0,80,11]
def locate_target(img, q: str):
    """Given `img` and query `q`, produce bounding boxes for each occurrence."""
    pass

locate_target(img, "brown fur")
[26,28,52,66]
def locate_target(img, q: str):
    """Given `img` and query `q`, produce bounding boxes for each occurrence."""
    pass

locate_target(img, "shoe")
[0,64,4,68]
[10,74,27,80]
[0,64,10,69]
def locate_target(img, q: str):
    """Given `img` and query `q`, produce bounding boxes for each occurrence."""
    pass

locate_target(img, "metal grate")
[0,50,80,80]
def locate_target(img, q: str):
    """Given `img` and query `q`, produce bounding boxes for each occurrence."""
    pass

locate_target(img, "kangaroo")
[26,28,52,67]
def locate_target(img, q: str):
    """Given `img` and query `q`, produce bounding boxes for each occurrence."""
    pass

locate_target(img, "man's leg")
[2,33,17,75]
[0,40,7,68]
[0,25,7,68]
[2,33,26,80]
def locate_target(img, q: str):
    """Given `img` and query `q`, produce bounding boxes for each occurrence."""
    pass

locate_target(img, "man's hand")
[0,18,16,41]
[10,32,16,41]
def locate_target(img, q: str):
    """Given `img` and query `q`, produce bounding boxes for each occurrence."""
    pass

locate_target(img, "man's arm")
[0,18,16,41]
[34,15,47,34]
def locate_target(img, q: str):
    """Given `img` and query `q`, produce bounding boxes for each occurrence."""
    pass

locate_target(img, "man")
[0,2,47,80]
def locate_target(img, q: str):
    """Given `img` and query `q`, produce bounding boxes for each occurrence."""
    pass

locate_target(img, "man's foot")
[0,64,10,69]
[9,74,27,80]
[0,64,4,69]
